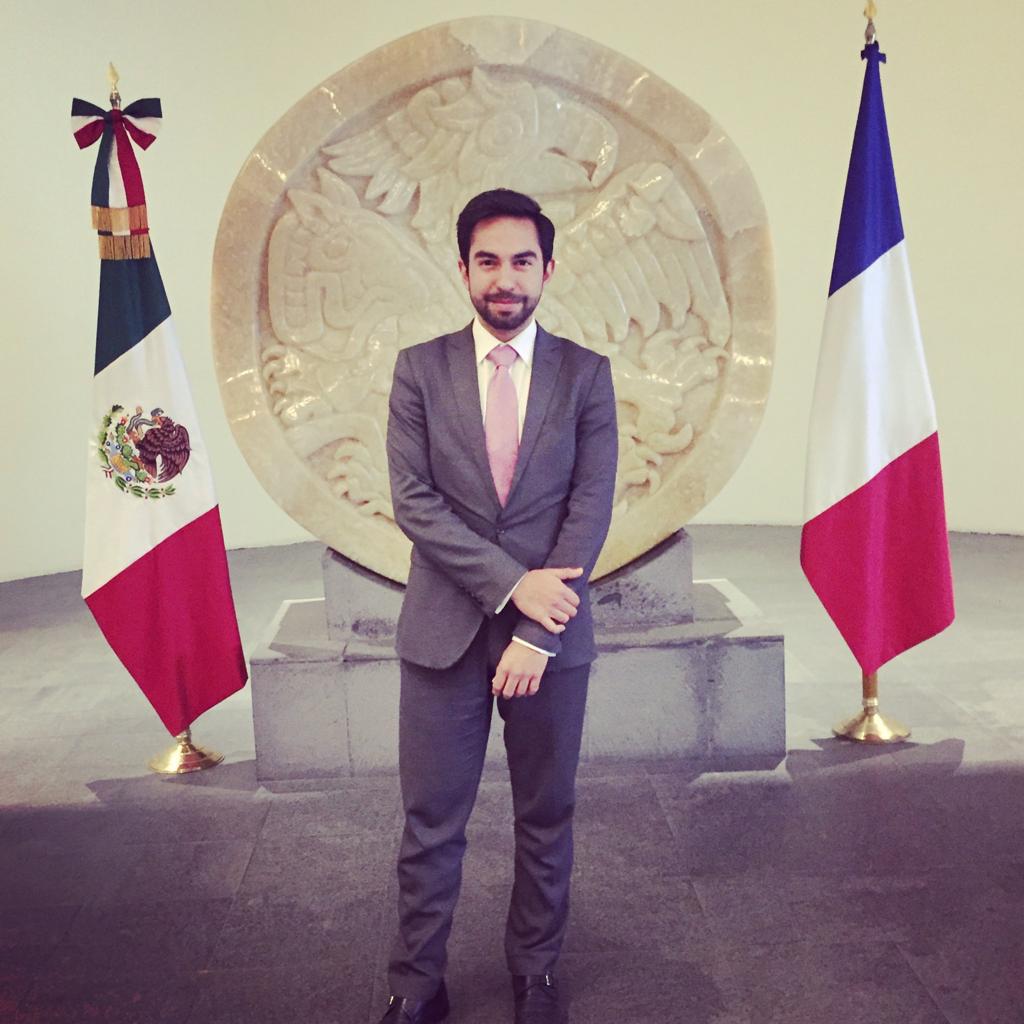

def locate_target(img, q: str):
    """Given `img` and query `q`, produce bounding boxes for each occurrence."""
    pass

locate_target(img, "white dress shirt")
[472,317,554,658]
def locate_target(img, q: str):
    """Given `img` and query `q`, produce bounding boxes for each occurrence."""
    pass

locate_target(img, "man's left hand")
[492,642,549,699]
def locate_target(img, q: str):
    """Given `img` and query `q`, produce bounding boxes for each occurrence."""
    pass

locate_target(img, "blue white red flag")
[73,95,247,734]
[800,42,955,674]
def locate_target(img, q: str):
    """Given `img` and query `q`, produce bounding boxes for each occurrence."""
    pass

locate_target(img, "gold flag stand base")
[832,673,911,744]
[148,729,224,774]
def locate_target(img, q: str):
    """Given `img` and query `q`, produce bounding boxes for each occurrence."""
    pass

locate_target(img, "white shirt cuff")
[512,636,555,657]
[496,572,529,614]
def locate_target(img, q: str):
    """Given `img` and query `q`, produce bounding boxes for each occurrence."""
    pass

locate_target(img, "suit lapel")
[506,325,563,506]
[445,323,502,515]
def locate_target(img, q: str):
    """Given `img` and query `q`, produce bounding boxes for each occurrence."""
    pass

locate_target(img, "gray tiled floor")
[0,526,1022,1023]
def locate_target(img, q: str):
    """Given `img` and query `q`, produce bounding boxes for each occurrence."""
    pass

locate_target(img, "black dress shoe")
[378,979,449,1023]
[512,974,567,1024]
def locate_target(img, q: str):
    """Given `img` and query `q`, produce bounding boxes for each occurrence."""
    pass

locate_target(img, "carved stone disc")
[212,16,775,583]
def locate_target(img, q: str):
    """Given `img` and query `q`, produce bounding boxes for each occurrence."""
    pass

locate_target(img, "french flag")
[800,42,955,675]
[75,97,247,735]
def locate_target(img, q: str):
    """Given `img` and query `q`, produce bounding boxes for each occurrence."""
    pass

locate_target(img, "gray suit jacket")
[386,322,618,670]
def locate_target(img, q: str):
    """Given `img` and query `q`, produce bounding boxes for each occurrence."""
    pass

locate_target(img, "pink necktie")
[484,344,520,506]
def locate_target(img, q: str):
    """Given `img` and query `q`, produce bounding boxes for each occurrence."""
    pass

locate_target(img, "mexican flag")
[74,95,247,734]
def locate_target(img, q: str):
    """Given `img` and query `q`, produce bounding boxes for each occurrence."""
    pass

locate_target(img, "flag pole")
[829,6,912,745]
[833,670,911,742]
[75,68,242,773]
[798,4,950,742]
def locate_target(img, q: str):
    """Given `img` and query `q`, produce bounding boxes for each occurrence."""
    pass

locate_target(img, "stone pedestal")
[251,530,785,789]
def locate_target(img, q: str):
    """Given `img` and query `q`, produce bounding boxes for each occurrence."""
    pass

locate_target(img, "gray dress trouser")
[386,611,590,1000]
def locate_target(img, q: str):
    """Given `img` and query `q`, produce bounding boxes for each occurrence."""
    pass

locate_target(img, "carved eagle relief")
[264,67,731,525]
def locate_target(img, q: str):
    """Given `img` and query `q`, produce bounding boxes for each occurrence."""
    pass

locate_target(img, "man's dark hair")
[456,189,555,266]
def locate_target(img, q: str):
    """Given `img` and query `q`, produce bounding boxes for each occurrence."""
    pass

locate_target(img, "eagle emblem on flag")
[97,403,190,498]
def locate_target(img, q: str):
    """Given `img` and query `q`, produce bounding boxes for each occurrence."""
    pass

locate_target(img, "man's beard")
[473,292,539,335]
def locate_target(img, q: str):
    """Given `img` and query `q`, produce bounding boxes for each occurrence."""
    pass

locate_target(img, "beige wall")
[2,0,1021,583]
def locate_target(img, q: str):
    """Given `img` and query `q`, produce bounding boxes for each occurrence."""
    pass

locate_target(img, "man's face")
[459,216,554,340]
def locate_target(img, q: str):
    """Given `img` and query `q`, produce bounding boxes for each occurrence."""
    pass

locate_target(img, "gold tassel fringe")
[91,204,148,233]
[98,234,152,260]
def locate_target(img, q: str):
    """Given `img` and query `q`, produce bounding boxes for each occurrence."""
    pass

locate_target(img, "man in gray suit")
[380,189,618,1024]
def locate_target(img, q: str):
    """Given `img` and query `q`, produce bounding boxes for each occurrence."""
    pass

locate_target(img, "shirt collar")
[472,316,537,367]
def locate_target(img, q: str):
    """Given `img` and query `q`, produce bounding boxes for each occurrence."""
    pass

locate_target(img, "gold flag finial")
[864,1,878,44]
[107,62,121,109]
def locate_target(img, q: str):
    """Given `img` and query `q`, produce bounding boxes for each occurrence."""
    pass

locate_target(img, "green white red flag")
[73,94,247,734]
